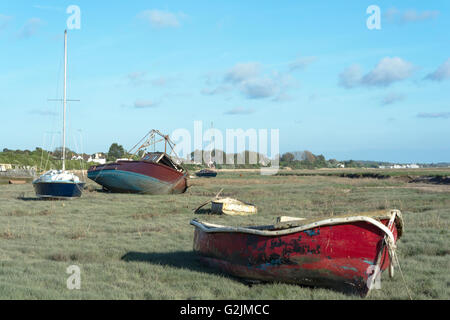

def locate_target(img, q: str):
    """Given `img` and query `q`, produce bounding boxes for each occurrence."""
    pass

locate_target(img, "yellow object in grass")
[211,197,257,216]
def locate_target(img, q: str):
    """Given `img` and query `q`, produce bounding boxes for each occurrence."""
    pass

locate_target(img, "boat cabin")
[142,152,185,172]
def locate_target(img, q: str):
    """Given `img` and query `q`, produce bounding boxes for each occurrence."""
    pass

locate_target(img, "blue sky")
[0,1,449,163]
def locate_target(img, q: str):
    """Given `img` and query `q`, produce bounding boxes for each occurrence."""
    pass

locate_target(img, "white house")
[0,164,12,172]
[379,163,420,169]
[88,153,106,164]
[71,155,83,161]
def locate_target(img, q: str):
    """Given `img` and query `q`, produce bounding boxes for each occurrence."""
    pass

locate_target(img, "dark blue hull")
[33,182,85,199]
[196,171,217,177]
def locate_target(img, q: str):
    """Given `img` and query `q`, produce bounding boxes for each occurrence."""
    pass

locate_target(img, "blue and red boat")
[88,130,188,195]
[88,152,187,194]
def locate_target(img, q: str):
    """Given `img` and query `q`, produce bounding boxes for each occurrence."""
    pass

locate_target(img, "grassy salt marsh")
[0,170,449,299]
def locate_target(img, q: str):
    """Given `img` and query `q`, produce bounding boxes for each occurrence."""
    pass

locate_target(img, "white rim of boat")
[190,210,400,245]
[33,181,84,184]
[35,195,78,199]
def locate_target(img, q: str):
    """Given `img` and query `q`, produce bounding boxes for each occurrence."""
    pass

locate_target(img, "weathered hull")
[33,181,85,199]
[191,212,402,296]
[87,161,187,194]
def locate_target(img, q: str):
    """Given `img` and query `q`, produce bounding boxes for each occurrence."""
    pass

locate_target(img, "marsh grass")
[1,228,16,240]
[0,170,449,299]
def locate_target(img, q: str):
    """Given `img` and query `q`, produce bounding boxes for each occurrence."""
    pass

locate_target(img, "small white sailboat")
[33,30,85,199]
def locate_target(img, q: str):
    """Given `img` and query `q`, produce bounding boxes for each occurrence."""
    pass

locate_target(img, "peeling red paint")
[192,218,400,296]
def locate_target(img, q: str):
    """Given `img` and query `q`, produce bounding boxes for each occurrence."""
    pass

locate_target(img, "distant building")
[88,153,106,164]
[0,164,12,171]
[379,163,420,169]
[259,158,270,166]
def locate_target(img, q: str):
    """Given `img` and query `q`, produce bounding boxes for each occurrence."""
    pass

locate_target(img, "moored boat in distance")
[190,209,403,296]
[87,130,188,195]
[195,168,217,177]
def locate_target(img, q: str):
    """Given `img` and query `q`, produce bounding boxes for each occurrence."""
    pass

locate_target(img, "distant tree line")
[279,151,334,169]
[4,146,443,170]
[106,143,145,161]
[0,147,93,170]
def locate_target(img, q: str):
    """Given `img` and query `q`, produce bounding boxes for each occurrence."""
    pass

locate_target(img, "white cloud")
[204,62,296,100]
[240,77,278,99]
[402,9,439,22]
[127,71,147,86]
[134,100,159,108]
[339,57,414,88]
[201,84,232,96]
[272,92,292,102]
[150,76,168,86]
[385,7,439,24]
[381,92,405,105]
[32,5,64,12]
[384,7,400,23]
[17,18,42,38]
[30,109,58,116]
[224,107,255,115]
[417,112,450,119]
[127,71,146,80]
[138,10,185,28]
[224,62,261,84]
[425,58,450,82]
[126,72,175,87]
[0,14,12,31]
[338,64,363,89]
[361,57,414,87]
[288,56,317,72]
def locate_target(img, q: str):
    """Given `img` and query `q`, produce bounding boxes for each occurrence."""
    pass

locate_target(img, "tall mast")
[211,122,214,167]
[62,30,67,171]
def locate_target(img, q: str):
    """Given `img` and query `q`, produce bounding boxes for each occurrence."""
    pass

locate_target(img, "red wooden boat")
[88,130,188,194]
[190,210,403,296]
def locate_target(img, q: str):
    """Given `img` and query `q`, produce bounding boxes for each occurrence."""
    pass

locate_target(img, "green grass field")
[0,170,449,299]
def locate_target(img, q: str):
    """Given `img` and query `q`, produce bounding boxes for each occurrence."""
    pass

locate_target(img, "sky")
[0,1,449,163]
